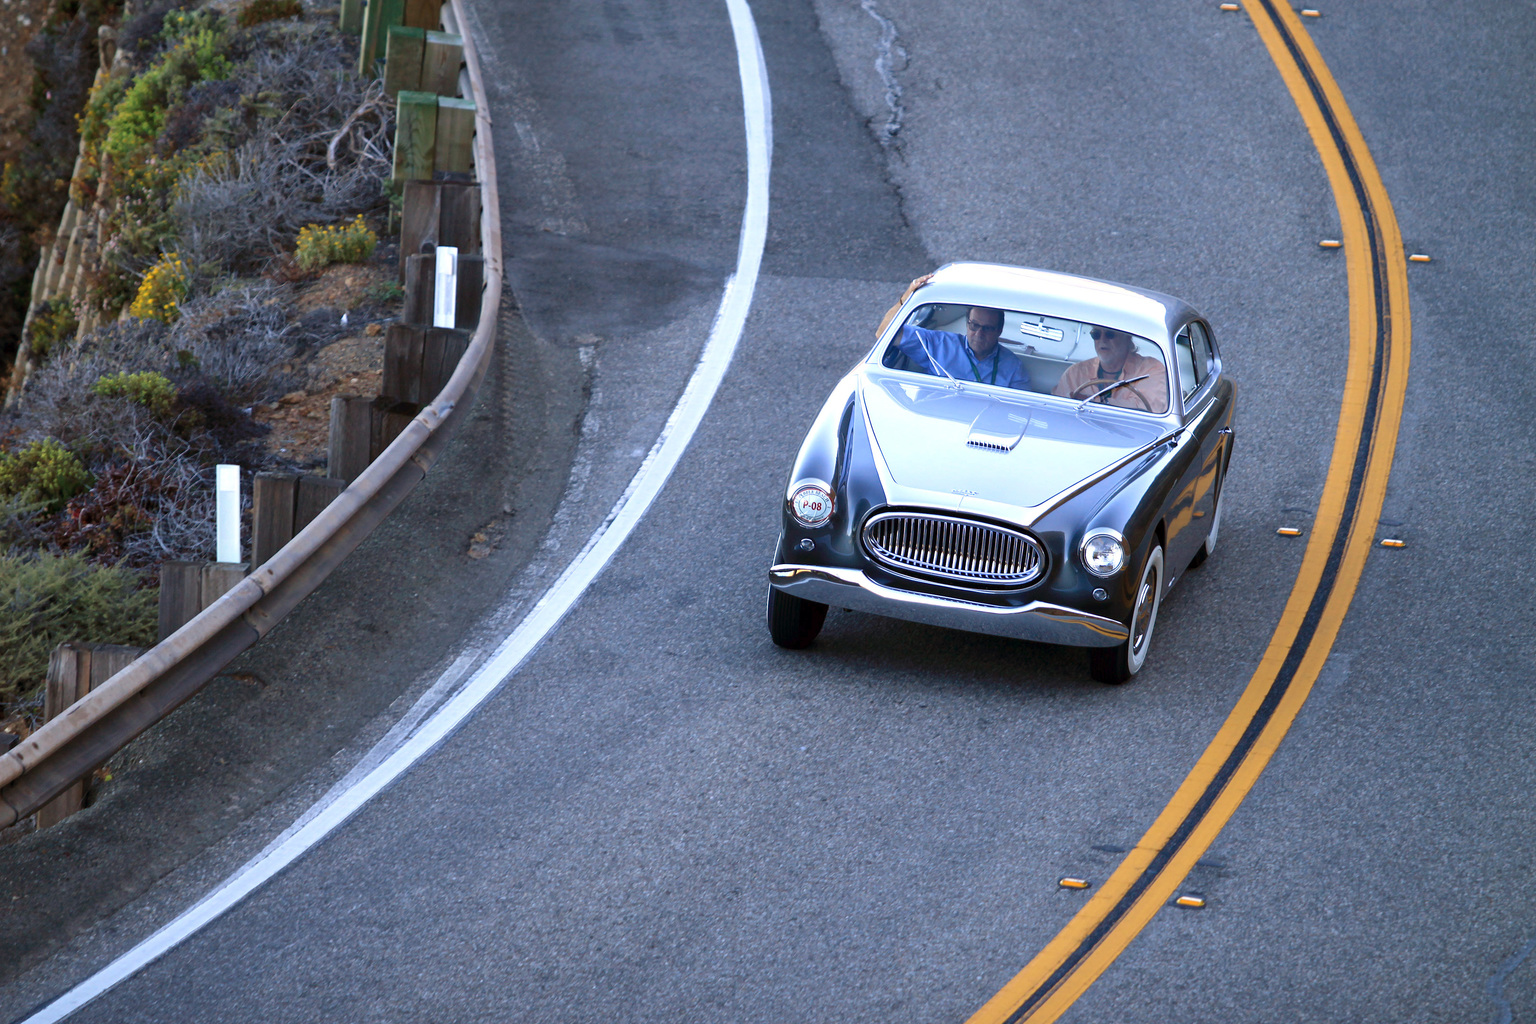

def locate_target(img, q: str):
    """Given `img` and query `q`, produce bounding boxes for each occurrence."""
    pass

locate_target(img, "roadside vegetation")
[0,1,115,364]
[0,0,398,733]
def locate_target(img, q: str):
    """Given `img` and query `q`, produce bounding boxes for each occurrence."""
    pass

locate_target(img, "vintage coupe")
[766,263,1235,682]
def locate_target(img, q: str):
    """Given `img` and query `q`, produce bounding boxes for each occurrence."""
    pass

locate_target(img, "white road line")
[18,2,771,1019]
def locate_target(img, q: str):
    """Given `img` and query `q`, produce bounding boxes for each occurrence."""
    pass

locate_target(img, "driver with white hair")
[1053,325,1169,413]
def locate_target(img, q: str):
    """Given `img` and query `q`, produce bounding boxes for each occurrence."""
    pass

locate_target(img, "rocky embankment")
[0,0,403,763]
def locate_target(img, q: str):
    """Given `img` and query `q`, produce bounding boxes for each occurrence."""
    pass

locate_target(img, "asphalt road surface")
[4,0,1534,1021]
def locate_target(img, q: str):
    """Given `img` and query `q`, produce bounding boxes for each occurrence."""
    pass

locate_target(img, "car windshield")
[880,302,1170,415]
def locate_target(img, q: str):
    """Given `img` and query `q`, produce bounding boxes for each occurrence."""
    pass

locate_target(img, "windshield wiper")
[1075,374,1151,412]
[910,331,961,388]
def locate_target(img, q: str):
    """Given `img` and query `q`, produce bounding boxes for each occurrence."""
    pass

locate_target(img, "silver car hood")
[858,369,1167,519]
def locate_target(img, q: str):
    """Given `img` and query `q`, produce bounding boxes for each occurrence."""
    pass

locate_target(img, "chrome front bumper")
[768,563,1129,648]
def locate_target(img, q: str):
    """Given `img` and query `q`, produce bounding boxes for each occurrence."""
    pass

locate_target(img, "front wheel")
[767,586,827,649]
[1089,545,1164,684]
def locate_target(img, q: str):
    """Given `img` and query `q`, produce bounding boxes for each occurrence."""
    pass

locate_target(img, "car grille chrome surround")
[862,511,1046,588]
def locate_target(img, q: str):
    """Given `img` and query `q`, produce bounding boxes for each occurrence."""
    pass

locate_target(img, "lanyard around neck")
[965,345,999,385]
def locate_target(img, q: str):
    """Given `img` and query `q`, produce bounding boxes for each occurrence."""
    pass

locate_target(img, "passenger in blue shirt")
[894,305,1030,389]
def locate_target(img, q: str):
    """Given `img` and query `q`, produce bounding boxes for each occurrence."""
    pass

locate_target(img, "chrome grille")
[862,512,1045,587]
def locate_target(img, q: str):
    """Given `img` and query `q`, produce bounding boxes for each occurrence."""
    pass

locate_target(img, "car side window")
[1189,321,1215,384]
[1174,326,1199,403]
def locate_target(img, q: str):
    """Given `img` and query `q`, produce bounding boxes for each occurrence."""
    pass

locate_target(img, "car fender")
[1036,437,1190,608]
[785,371,858,498]
[777,372,882,566]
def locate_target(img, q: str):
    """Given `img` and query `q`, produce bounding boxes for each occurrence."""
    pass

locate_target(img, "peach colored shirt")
[1052,352,1169,413]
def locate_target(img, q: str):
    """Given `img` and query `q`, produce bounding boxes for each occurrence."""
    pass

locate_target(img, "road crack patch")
[1487,929,1536,1024]
[859,0,907,146]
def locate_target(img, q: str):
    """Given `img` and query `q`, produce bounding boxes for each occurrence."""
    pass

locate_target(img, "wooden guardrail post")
[328,395,417,482]
[371,398,418,457]
[383,324,425,402]
[438,181,482,252]
[421,31,464,94]
[383,325,471,404]
[399,181,482,282]
[404,0,444,27]
[296,475,347,532]
[359,0,406,75]
[253,473,347,566]
[392,96,475,187]
[393,90,438,186]
[359,0,443,74]
[383,26,426,98]
[158,560,203,640]
[401,251,484,330]
[158,561,249,640]
[399,180,441,279]
[400,252,433,324]
[252,473,297,568]
[339,0,363,34]
[35,643,144,829]
[328,395,375,483]
[435,96,476,176]
[384,28,461,99]
[159,562,246,640]
[421,328,472,397]
[201,563,245,605]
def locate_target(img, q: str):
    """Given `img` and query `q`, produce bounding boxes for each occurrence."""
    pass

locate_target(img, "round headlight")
[788,482,834,528]
[1080,529,1126,577]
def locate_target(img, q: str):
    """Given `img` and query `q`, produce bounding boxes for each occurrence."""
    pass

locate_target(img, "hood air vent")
[966,404,1028,452]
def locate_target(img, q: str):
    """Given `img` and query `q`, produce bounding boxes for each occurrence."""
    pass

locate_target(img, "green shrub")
[106,162,189,303]
[237,0,304,28]
[27,297,78,361]
[295,215,377,270]
[0,439,93,512]
[72,70,129,203]
[367,279,404,304]
[0,551,156,708]
[77,70,128,153]
[92,370,179,415]
[103,23,231,166]
[160,8,226,43]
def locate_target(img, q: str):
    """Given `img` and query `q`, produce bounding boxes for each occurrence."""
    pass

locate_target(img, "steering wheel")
[1070,378,1153,412]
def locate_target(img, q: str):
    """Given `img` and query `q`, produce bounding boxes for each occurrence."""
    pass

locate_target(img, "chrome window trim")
[1173,323,1200,406]
[1175,318,1222,420]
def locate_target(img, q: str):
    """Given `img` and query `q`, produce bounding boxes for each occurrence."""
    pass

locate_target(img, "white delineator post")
[433,246,458,328]
[215,464,240,563]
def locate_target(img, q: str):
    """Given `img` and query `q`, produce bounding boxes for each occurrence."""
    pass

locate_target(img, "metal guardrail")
[0,0,502,830]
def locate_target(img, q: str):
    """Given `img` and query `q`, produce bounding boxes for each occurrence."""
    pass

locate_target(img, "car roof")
[917,262,1202,345]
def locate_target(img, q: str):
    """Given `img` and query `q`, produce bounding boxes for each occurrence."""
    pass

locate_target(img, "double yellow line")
[968,2,1412,1021]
